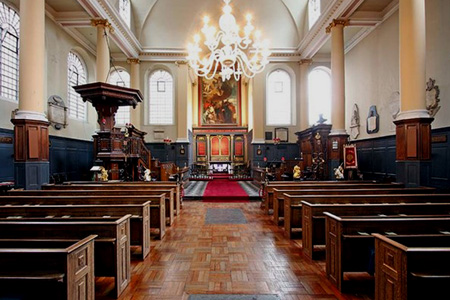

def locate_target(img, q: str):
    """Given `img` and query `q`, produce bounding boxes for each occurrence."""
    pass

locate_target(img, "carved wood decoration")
[295,124,331,180]
[74,82,148,181]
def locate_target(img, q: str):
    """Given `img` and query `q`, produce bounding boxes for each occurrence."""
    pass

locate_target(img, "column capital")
[299,59,313,66]
[127,58,140,64]
[175,60,188,67]
[326,19,348,33]
[91,18,113,32]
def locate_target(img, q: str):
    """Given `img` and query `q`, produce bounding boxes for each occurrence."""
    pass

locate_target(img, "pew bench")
[324,212,450,292]
[50,180,182,216]
[301,201,450,260]
[264,182,405,215]
[0,194,165,241]
[272,187,433,225]
[374,233,450,300]
[0,200,151,259]
[0,215,131,298]
[283,193,450,239]
[0,235,96,300]
[39,185,176,225]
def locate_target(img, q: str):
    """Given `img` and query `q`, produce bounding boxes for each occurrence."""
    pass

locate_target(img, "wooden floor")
[96,202,372,300]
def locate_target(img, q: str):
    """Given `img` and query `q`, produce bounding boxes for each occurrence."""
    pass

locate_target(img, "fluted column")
[11,0,49,189]
[128,58,141,126]
[395,0,432,187]
[299,59,312,131]
[326,19,348,135]
[92,19,111,82]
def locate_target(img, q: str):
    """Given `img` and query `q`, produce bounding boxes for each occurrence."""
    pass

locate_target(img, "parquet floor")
[96,202,372,300]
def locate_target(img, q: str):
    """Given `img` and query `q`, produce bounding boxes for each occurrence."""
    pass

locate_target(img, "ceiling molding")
[297,0,365,58]
[345,0,399,54]
[45,4,96,56]
[77,0,142,58]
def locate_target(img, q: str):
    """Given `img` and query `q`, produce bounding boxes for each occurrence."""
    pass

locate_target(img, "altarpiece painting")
[199,74,241,126]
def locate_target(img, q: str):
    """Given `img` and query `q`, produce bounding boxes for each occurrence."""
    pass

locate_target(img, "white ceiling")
[136,0,308,50]
[11,0,398,59]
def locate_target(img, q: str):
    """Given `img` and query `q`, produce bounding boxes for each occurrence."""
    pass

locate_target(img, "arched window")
[149,70,174,125]
[266,69,292,126]
[308,0,321,29]
[308,67,331,125]
[119,0,131,28]
[67,51,87,120]
[0,2,20,101]
[109,69,130,125]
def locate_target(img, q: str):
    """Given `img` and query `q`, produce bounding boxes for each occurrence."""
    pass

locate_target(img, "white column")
[17,0,46,120]
[327,19,348,135]
[128,58,141,126]
[299,59,312,130]
[176,62,190,143]
[92,19,111,83]
[397,0,429,120]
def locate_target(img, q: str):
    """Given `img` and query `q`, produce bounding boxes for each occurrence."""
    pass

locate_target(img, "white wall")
[345,0,450,140]
[0,14,98,141]
[345,11,400,140]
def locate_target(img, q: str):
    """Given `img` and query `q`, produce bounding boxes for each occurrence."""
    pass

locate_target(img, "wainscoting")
[49,136,93,181]
[251,143,300,167]
[0,129,94,183]
[352,127,450,189]
[352,135,397,181]
[145,142,190,168]
[0,129,14,182]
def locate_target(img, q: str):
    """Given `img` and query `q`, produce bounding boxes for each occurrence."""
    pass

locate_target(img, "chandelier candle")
[187,0,271,81]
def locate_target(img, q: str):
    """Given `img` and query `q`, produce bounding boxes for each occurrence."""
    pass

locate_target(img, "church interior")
[0,0,449,299]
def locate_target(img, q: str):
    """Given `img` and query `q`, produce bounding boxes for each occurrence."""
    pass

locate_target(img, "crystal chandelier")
[187,0,271,82]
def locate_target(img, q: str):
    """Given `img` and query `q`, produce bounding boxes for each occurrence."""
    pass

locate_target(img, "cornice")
[297,0,364,59]
[45,4,96,56]
[77,0,141,57]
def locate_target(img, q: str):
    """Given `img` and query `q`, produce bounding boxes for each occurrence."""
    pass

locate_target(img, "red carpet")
[202,179,249,202]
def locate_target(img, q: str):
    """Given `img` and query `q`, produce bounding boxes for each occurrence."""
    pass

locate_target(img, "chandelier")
[187,0,271,82]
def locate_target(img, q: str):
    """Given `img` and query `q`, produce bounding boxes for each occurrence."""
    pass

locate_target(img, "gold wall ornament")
[299,59,313,66]
[325,19,349,33]
[126,58,140,64]
[91,19,114,33]
[426,78,440,117]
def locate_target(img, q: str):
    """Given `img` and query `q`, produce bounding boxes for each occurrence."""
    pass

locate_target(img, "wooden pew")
[41,184,176,226]
[55,180,183,216]
[0,194,166,240]
[0,200,151,259]
[273,187,433,225]
[374,234,450,300]
[302,201,450,260]
[0,235,96,300]
[324,212,450,292]
[0,215,131,298]
[284,193,450,239]
[264,182,404,214]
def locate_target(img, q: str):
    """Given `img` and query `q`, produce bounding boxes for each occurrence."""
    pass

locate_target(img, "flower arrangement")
[273,137,281,145]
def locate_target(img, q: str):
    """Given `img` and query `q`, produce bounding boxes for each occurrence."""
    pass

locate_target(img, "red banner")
[344,145,358,169]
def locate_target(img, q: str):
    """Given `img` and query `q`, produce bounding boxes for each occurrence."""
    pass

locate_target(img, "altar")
[192,126,249,168]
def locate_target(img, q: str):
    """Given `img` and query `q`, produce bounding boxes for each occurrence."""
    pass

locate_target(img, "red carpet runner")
[202,179,249,202]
